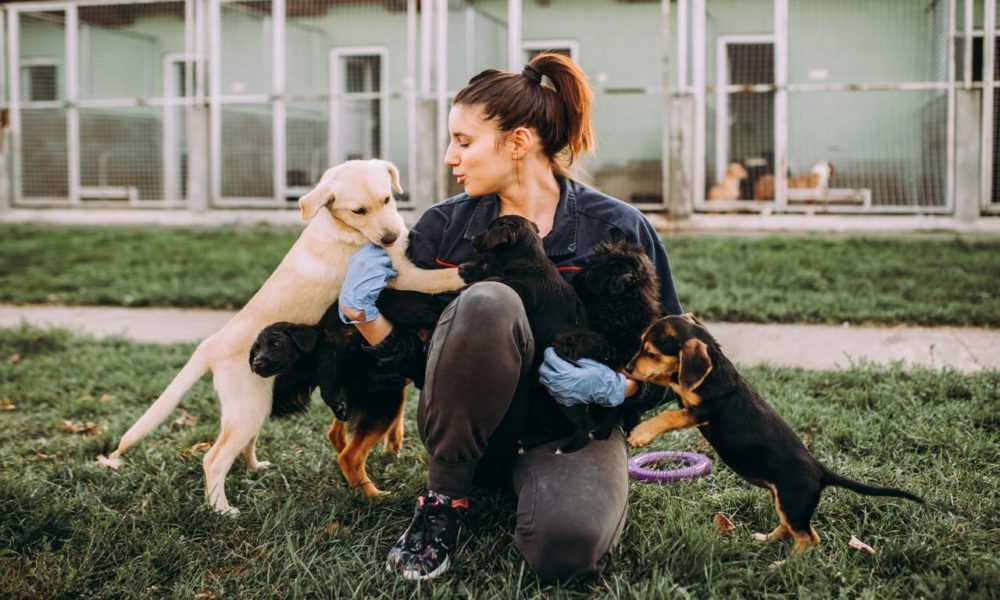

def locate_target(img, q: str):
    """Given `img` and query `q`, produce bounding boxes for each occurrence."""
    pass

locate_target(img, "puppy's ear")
[678,339,712,391]
[378,159,403,194]
[288,326,319,354]
[299,180,337,221]
[679,313,705,328]
[481,227,516,251]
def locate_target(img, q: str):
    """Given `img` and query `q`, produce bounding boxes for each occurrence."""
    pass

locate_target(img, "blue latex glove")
[338,242,398,324]
[538,347,627,408]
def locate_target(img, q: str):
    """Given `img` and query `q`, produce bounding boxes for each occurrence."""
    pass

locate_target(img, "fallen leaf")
[173,409,199,428]
[324,522,340,536]
[195,591,219,600]
[180,441,213,459]
[848,535,876,555]
[35,452,58,461]
[293,447,304,455]
[713,513,735,535]
[96,454,122,470]
[62,420,100,435]
[8,354,21,364]
[0,399,15,412]
[99,394,113,403]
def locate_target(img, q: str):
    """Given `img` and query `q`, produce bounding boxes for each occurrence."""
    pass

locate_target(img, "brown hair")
[453,52,595,174]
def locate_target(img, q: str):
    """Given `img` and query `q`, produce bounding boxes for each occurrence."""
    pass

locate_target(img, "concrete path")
[1,305,997,373]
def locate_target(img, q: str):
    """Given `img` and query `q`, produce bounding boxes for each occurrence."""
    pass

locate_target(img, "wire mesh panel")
[285,1,415,201]
[447,0,506,92]
[79,107,165,202]
[21,109,69,200]
[285,102,327,201]
[17,10,68,201]
[699,0,774,205]
[787,91,948,209]
[786,0,950,210]
[521,0,664,205]
[77,2,188,101]
[219,1,272,96]
[220,104,274,198]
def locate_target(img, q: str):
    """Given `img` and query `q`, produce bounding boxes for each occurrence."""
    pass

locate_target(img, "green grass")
[1,326,997,599]
[2,224,1000,325]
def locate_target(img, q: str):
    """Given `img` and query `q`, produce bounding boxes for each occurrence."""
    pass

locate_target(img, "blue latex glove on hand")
[338,242,398,324]
[538,347,627,408]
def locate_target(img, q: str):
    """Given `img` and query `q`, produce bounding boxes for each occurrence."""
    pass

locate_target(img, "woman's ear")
[507,126,534,160]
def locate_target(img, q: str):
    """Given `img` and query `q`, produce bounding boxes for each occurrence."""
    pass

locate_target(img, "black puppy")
[627,315,924,556]
[552,235,663,437]
[249,290,447,496]
[458,215,597,453]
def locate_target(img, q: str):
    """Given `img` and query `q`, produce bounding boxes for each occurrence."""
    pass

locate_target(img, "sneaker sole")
[400,556,450,581]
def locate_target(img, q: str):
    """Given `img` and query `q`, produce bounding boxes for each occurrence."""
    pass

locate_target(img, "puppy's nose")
[380,232,398,246]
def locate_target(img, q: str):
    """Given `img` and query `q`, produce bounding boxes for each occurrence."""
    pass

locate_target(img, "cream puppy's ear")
[378,159,403,194]
[298,179,337,221]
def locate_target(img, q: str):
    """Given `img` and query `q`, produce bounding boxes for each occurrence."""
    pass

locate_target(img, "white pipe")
[774,0,789,210]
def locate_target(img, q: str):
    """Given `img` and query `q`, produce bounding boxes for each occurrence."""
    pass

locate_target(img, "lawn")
[1,326,997,599]
[2,224,999,326]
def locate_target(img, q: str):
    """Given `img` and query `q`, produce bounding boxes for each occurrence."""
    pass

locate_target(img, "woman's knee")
[454,281,524,325]
[515,520,611,582]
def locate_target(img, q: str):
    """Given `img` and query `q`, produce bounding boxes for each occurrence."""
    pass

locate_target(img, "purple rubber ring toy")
[628,451,712,483]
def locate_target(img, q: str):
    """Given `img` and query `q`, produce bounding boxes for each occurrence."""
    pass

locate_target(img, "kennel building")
[3,0,998,219]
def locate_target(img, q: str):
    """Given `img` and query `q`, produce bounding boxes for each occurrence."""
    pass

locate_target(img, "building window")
[522,40,579,64]
[20,62,59,101]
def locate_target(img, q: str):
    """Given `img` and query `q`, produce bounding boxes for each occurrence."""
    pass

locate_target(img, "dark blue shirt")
[407,177,683,316]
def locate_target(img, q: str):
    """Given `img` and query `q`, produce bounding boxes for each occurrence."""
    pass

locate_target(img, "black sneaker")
[386,492,468,581]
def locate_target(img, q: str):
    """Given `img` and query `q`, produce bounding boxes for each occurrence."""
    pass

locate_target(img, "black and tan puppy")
[458,215,596,453]
[250,290,448,496]
[625,314,923,556]
[552,235,663,437]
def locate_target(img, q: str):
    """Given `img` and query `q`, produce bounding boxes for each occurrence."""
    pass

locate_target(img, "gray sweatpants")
[416,281,629,582]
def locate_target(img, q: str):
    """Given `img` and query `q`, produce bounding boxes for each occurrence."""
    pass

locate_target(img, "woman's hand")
[339,243,398,324]
[539,347,629,408]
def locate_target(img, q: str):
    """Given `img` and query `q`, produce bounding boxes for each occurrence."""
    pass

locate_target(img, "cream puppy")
[99,160,464,514]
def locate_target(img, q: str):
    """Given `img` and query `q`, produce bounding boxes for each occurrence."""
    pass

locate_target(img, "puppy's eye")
[352,207,367,215]
[383,196,390,205]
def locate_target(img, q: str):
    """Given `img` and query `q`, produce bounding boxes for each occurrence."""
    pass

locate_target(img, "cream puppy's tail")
[99,344,211,467]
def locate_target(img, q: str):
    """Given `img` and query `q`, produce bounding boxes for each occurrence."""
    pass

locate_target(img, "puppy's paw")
[752,532,769,543]
[627,425,658,448]
[360,481,387,498]
[214,503,241,517]
[96,454,123,470]
[252,460,274,470]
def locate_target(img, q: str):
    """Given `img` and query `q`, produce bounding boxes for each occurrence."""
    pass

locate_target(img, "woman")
[338,53,683,582]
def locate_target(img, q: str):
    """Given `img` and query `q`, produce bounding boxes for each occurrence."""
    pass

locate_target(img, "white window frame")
[328,46,389,168]
[162,52,195,203]
[521,39,579,64]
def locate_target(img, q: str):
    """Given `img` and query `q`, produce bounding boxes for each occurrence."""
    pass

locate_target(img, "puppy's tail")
[822,470,924,504]
[108,344,210,459]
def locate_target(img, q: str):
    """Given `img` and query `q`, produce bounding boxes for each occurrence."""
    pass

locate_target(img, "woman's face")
[444,104,514,197]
